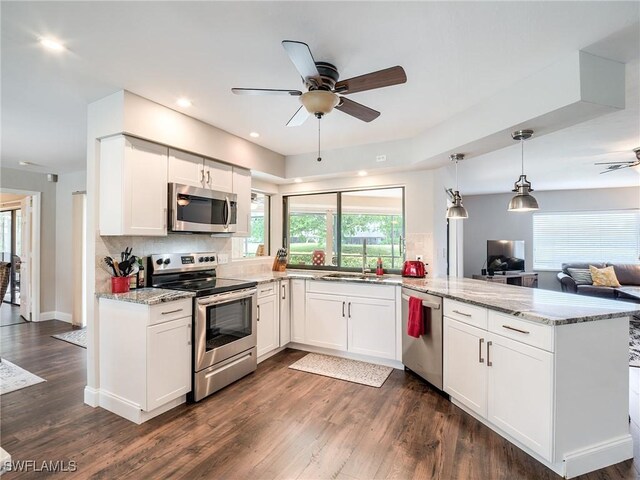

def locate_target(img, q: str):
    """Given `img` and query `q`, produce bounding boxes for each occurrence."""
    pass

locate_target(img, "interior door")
[19,197,31,321]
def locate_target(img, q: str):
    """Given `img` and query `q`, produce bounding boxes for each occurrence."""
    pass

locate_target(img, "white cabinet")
[232,167,252,236]
[443,306,553,461]
[443,318,488,417]
[305,293,348,350]
[98,297,192,423]
[168,149,206,188]
[147,317,192,412]
[168,148,233,193]
[279,280,291,346]
[99,135,168,236]
[302,282,397,360]
[257,289,279,357]
[205,159,233,193]
[290,279,306,343]
[347,297,396,360]
[487,333,553,459]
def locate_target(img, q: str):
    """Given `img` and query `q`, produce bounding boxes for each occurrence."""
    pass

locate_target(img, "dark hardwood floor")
[1,320,639,479]
[1,304,27,327]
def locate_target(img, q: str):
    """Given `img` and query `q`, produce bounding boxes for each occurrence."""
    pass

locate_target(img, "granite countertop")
[402,277,640,326]
[227,271,640,326]
[96,288,195,305]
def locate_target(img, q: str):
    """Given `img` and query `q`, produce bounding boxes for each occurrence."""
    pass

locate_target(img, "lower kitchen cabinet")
[279,280,291,346]
[444,316,553,459]
[98,297,192,423]
[290,279,306,343]
[347,297,396,360]
[257,287,279,357]
[305,293,348,350]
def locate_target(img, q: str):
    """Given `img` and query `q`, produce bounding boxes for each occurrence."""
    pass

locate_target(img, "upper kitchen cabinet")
[168,150,233,193]
[232,167,251,237]
[100,135,168,236]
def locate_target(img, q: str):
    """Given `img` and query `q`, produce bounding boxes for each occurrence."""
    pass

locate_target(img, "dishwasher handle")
[401,294,441,310]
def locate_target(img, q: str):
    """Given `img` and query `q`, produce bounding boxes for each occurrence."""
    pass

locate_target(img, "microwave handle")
[224,196,231,229]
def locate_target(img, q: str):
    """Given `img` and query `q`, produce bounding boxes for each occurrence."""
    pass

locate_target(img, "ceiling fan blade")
[232,88,302,96]
[334,66,407,94]
[335,97,380,122]
[594,161,636,165]
[282,40,320,83]
[286,106,310,127]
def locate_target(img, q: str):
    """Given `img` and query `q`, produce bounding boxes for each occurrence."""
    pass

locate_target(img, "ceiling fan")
[232,40,407,127]
[595,147,640,174]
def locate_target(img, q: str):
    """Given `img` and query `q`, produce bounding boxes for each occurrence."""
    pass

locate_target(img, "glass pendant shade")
[447,190,469,219]
[300,91,339,115]
[509,130,539,212]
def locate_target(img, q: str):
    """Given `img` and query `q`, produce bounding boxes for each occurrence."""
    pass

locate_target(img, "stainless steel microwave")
[169,183,237,233]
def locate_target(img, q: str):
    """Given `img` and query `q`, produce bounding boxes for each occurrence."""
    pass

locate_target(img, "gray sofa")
[557,262,640,301]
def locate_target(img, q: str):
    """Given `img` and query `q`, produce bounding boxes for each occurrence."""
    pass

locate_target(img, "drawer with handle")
[257,282,277,299]
[443,299,488,329]
[488,311,554,352]
[149,298,193,325]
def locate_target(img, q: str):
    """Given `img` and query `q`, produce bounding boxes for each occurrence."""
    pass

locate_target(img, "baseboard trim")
[257,346,287,364]
[287,343,404,370]
[98,389,186,425]
[38,311,72,323]
[83,386,100,407]
[564,435,633,479]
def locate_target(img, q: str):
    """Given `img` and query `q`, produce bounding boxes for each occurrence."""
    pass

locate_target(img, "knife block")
[272,256,287,272]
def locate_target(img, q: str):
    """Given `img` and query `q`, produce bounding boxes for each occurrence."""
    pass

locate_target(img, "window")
[533,210,640,270]
[284,187,405,271]
[232,192,270,259]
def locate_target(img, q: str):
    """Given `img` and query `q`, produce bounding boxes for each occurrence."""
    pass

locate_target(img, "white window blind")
[533,210,640,270]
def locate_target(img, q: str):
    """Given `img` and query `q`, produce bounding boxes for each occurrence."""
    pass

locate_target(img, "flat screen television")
[487,240,525,273]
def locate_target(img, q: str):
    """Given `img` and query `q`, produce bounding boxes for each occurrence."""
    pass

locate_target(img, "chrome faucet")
[362,238,371,274]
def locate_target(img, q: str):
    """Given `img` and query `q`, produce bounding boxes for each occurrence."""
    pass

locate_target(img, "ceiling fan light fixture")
[300,90,339,115]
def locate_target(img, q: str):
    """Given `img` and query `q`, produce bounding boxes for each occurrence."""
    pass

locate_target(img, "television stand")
[472,272,538,288]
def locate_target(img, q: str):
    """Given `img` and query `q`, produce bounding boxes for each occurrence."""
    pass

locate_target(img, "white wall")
[462,186,640,290]
[0,167,56,315]
[55,171,86,320]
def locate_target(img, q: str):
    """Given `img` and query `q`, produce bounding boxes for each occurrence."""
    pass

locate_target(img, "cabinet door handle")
[161,308,183,315]
[260,288,272,294]
[342,301,345,318]
[282,284,286,300]
[348,302,352,318]
[187,323,191,346]
[487,341,493,367]
[452,309,472,317]
[200,169,205,184]
[478,338,484,363]
[257,305,260,321]
[502,324,530,335]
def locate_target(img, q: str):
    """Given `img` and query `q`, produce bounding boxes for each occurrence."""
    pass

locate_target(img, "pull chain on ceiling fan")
[232,40,407,161]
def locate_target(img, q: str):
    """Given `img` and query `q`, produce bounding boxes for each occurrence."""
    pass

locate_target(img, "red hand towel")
[408,296,425,338]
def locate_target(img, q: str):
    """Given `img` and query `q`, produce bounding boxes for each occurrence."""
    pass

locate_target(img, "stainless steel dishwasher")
[401,288,443,390]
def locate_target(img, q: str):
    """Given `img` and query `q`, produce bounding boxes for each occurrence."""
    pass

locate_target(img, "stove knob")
[163,258,171,265]
[198,257,204,262]
[156,258,164,266]
[204,256,210,262]
[211,256,216,262]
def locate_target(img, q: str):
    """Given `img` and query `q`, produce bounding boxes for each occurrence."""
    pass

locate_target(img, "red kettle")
[402,261,426,278]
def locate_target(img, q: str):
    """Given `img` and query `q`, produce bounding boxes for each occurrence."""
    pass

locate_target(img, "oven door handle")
[197,288,257,307]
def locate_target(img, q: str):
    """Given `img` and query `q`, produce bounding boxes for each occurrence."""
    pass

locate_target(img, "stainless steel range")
[147,252,258,402]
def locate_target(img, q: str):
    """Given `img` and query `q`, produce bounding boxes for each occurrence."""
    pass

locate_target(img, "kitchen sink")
[322,273,391,282]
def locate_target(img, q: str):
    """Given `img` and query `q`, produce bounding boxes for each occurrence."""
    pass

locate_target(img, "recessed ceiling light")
[294,178,302,183]
[357,170,368,176]
[39,37,65,51]
[249,132,260,138]
[19,161,38,167]
[176,98,192,108]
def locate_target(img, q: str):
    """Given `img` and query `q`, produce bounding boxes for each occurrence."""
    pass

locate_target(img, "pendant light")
[446,153,468,219]
[508,129,539,212]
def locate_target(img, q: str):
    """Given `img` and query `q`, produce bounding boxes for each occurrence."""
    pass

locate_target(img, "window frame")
[233,191,271,259]
[532,209,640,271]
[283,186,406,273]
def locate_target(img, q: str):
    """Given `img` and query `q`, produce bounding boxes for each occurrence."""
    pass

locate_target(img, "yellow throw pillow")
[589,265,621,288]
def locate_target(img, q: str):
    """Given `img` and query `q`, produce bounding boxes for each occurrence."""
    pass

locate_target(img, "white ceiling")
[2,1,639,180]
